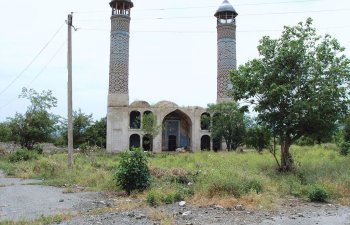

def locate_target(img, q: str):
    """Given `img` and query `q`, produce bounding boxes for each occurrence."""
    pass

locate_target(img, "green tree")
[231,18,350,171]
[60,109,93,148]
[7,88,58,149]
[246,125,271,153]
[86,117,107,148]
[0,122,11,142]
[207,102,246,151]
[141,113,161,149]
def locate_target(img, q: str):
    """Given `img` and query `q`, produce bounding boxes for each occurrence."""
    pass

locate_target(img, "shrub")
[308,185,329,202]
[114,148,151,195]
[9,148,38,162]
[340,142,350,156]
[33,144,44,154]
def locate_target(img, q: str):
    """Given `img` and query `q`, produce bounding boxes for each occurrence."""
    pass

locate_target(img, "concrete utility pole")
[67,13,74,168]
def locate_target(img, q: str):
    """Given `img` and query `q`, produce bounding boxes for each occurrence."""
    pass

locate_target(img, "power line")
[137,8,350,20]
[28,40,67,86]
[74,8,350,22]
[78,25,350,34]
[0,40,67,110]
[73,0,324,14]
[0,23,64,97]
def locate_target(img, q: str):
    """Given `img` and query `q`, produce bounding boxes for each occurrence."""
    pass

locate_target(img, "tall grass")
[0,145,349,207]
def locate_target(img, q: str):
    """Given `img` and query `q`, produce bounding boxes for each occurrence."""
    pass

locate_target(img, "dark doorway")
[168,135,177,151]
[201,135,211,151]
[129,134,140,149]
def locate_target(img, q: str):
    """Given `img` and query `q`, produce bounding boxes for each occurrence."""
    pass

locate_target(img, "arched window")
[201,112,210,130]
[201,135,211,151]
[129,134,140,149]
[130,111,141,129]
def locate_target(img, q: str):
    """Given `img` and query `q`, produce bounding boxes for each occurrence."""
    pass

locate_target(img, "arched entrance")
[129,134,140,149]
[201,135,211,151]
[162,110,192,151]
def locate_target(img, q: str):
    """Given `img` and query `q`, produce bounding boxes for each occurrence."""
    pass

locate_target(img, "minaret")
[215,0,238,103]
[107,0,134,152]
[108,0,133,107]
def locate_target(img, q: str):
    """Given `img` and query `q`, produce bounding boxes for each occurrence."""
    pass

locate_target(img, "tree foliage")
[245,125,271,152]
[141,113,161,137]
[231,18,350,171]
[86,117,107,148]
[207,102,246,151]
[60,109,93,148]
[7,88,58,149]
[0,122,11,142]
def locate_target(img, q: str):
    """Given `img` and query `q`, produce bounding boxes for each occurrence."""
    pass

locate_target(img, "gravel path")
[57,199,350,225]
[0,175,105,221]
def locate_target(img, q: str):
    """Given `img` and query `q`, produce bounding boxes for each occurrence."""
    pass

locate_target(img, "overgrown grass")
[0,214,72,225]
[0,145,349,208]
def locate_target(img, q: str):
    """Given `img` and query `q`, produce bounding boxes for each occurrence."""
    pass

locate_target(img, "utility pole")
[67,13,73,168]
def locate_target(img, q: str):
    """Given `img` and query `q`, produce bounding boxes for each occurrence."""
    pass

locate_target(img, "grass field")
[0,144,349,209]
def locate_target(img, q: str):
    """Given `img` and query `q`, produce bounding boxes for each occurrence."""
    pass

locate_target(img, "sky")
[0,0,349,122]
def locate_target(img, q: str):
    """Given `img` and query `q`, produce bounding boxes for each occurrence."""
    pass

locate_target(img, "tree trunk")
[280,139,293,172]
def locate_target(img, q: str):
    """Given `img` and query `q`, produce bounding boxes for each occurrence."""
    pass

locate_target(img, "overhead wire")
[77,25,350,34]
[74,8,350,22]
[73,0,324,14]
[0,23,65,97]
[0,40,67,110]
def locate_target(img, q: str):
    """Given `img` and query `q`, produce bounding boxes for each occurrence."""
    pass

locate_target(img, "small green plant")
[146,190,161,207]
[114,148,151,195]
[308,185,329,202]
[9,148,38,162]
[241,179,263,194]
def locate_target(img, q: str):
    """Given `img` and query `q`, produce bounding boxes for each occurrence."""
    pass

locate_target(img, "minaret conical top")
[214,0,238,18]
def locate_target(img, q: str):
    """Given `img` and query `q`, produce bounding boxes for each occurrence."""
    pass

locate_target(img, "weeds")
[0,145,349,208]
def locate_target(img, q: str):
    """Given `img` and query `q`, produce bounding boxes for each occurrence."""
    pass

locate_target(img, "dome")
[154,101,178,108]
[109,0,134,8]
[214,0,238,18]
[130,100,151,108]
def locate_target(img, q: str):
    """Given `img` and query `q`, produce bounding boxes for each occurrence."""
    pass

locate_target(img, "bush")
[9,148,38,162]
[33,144,44,154]
[308,185,329,202]
[114,148,151,195]
[340,142,350,156]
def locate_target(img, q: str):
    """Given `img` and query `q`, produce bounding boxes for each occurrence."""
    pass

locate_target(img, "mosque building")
[106,0,238,152]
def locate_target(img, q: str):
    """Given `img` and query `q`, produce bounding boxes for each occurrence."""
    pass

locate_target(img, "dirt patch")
[57,197,350,225]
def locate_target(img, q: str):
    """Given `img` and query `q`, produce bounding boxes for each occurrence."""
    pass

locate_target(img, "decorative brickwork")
[109,16,131,94]
[217,23,236,101]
